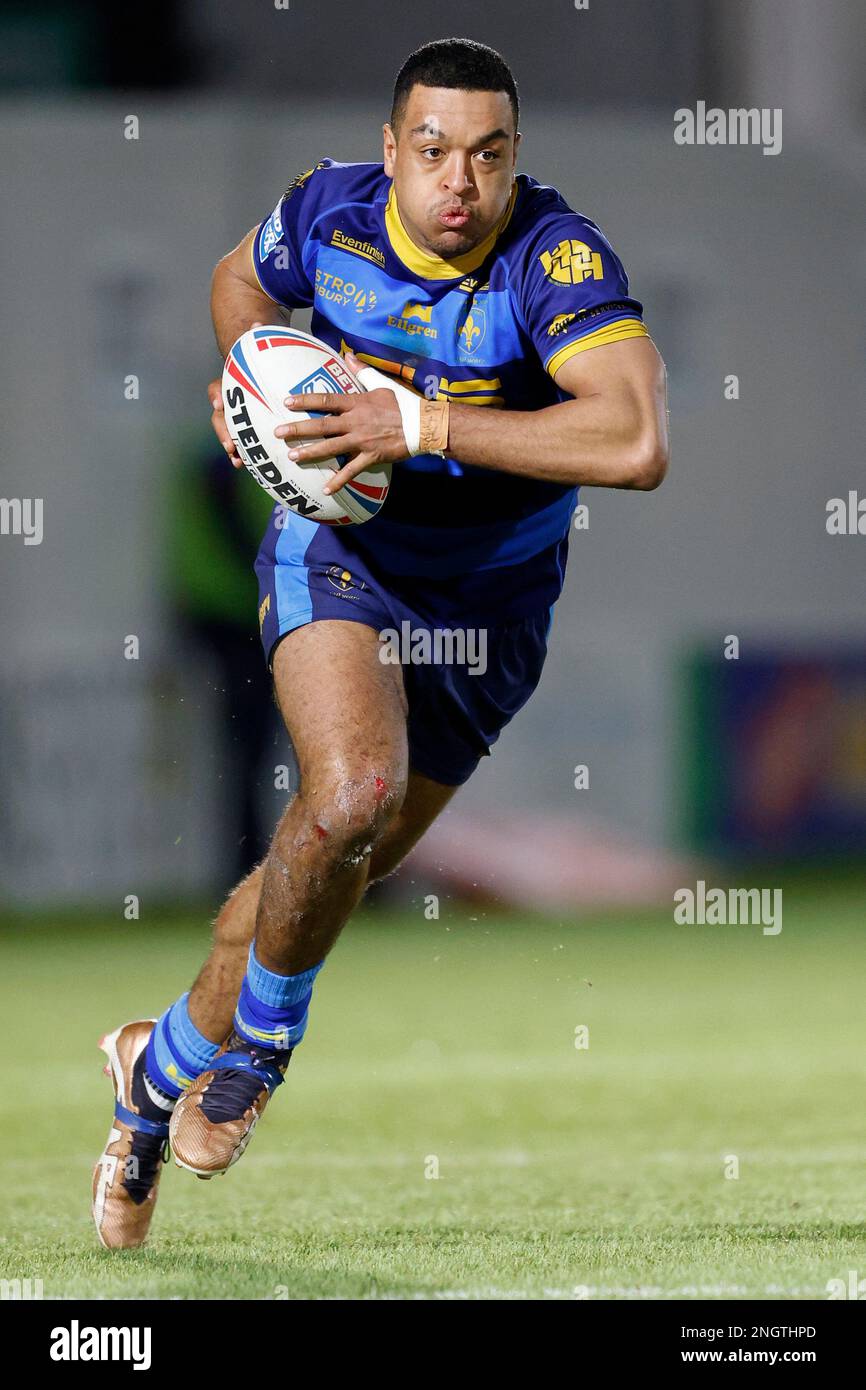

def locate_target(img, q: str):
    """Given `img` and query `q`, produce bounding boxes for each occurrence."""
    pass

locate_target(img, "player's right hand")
[208,378,242,468]
[210,322,267,468]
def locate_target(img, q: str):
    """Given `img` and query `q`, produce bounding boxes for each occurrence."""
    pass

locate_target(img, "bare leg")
[187,624,456,1038]
[187,868,265,1043]
[254,620,409,973]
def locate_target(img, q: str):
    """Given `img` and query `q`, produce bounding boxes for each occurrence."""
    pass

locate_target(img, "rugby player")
[92,37,668,1248]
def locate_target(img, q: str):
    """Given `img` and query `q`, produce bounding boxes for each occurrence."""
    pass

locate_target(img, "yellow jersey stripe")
[443,377,503,393]
[384,181,519,280]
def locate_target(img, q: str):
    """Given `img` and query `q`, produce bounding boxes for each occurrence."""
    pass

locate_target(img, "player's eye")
[421,147,443,160]
[476,150,500,162]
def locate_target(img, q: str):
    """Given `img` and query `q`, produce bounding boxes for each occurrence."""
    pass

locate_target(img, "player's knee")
[303,763,407,861]
[367,839,407,884]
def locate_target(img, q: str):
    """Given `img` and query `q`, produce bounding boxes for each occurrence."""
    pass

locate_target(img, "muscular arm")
[211,228,288,359]
[208,228,291,463]
[446,336,669,491]
[281,334,670,494]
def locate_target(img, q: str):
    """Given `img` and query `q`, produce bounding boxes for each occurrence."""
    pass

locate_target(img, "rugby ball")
[222,325,390,525]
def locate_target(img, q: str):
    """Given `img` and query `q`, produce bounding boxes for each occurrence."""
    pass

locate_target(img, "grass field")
[1,882,864,1301]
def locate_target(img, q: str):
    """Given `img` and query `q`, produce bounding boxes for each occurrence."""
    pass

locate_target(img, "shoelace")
[124,1132,171,1205]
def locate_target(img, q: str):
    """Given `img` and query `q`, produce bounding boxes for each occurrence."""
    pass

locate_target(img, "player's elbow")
[625,432,669,491]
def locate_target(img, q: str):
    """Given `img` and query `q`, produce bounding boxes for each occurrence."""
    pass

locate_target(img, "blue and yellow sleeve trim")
[545,317,648,379]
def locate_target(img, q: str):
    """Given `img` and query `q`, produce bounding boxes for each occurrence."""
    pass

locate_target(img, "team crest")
[458,302,487,356]
[326,566,366,596]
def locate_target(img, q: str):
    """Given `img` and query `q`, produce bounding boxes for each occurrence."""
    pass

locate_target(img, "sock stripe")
[245,945,324,1007]
[232,947,325,1052]
[168,991,222,1075]
[145,995,220,1097]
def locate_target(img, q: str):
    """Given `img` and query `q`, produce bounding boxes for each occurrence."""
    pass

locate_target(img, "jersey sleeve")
[250,158,334,309]
[516,213,647,381]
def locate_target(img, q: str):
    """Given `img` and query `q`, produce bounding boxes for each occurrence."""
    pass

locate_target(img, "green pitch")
[1,882,864,1300]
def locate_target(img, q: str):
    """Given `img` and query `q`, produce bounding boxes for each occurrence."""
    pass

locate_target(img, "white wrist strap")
[354,364,422,455]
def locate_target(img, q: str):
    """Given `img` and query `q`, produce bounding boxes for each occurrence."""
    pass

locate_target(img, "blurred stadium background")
[1,0,865,1300]
[2,0,864,910]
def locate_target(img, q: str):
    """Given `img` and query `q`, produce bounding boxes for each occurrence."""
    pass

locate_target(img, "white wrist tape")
[353,363,423,455]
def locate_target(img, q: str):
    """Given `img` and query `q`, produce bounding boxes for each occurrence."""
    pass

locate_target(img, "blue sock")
[233,945,324,1053]
[144,991,221,1100]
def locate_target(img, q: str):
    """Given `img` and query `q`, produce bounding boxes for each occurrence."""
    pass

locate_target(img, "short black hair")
[390,38,519,138]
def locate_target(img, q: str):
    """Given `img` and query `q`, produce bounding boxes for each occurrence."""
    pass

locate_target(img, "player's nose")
[442,156,474,193]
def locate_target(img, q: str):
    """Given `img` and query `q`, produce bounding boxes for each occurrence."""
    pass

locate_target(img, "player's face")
[383,85,520,259]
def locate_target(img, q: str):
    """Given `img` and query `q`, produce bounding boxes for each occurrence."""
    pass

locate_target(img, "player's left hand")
[275,351,413,494]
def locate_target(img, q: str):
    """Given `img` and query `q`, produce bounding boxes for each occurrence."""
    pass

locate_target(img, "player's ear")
[512,130,522,166]
[383,123,396,176]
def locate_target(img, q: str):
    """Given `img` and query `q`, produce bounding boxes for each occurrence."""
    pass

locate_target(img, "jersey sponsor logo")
[330,228,386,267]
[387,300,438,340]
[547,312,577,337]
[546,301,638,346]
[259,199,284,260]
[314,267,377,312]
[539,238,604,285]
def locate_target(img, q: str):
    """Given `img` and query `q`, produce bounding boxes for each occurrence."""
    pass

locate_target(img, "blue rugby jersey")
[250,157,647,613]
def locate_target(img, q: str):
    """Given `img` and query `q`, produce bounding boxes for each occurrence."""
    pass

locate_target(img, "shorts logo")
[539,239,603,285]
[258,593,271,632]
[325,565,366,597]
